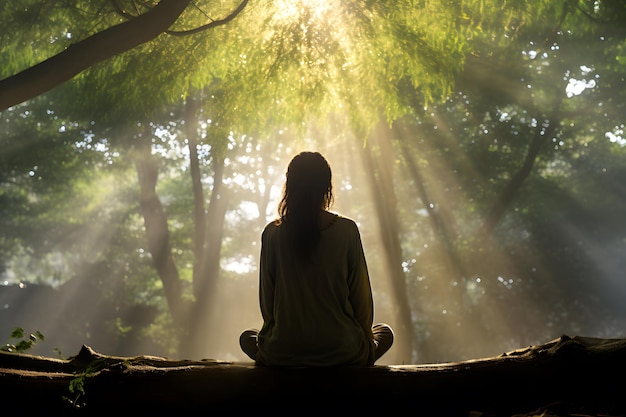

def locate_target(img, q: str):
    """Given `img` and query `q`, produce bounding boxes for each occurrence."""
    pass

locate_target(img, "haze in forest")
[1,1,625,365]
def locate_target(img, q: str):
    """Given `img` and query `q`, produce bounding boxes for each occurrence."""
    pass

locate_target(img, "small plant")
[1,327,44,353]
[64,357,113,409]
[65,374,88,408]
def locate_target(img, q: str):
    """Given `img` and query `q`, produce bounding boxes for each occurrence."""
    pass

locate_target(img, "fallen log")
[1,335,625,416]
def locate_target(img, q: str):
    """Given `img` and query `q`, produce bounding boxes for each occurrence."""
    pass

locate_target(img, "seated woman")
[240,151,393,366]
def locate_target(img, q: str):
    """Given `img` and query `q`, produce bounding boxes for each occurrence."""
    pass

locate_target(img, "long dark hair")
[277,152,334,257]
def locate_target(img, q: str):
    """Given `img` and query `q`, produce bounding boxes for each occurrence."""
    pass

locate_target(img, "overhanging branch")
[0,0,249,112]
[166,0,249,36]
[110,0,249,37]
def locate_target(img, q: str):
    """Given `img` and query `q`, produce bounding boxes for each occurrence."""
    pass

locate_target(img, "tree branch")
[165,0,249,36]
[0,0,193,111]
[109,0,249,37]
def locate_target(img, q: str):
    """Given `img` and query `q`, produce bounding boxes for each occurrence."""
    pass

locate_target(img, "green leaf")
[9,327,25,339]
[69,376,85,395]
[15,340,32,352]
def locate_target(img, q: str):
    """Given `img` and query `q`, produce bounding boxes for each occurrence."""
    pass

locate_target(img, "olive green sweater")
[256,215,375,366]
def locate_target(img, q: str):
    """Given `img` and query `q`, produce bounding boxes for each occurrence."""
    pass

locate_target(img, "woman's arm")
[347,224,374,340]
[259,225,276,324]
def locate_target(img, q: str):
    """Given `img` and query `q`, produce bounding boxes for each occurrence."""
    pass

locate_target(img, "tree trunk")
[185,152,229,358]
[359,121,415,363]
[395,120,468,280]
[133,134,187,330]
[185,98,206,287]
[481,117,559,236]
[197,155,228,302]
[458,54,563,237]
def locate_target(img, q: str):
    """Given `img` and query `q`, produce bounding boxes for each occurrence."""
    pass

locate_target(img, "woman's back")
[256,215,374,366]
[239,151,392,367]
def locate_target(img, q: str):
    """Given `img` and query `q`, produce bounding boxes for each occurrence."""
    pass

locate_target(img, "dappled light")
[273,0,334,24]
[1,1,626,368]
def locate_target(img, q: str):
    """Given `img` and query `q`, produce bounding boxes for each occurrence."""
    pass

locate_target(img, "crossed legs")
[239,323,394,364]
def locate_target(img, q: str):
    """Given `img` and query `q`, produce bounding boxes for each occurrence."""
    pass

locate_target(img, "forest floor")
[1,335,625,416]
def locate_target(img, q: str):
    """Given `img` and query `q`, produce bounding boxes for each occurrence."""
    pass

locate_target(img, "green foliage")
[0,2,88,76]
[65,357,119,409]
[1,327,44,353]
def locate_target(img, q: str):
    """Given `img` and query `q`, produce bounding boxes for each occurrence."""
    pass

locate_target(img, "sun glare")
[273,0,334,23]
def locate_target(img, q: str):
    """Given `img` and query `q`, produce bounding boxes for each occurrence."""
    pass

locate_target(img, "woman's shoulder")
[262,219,281,236]
[328,213,359,231]
[264,219,281,228]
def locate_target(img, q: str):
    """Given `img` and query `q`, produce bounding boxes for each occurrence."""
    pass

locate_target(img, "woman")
[240,151,393,366]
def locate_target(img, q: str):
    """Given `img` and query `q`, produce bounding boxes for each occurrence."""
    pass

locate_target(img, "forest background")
[1,0,625,365]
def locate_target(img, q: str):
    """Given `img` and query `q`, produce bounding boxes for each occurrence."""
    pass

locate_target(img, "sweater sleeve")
[346,222,374,342]
[259,224,276,324]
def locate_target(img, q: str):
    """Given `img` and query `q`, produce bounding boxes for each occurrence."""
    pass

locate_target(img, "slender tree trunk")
[196,155,228,302]
[481,118,559,236]
[185,98,206,286]
[359,121,415,363]
[395,123,468,281]
[393,119,484,362]
[184,151,229,358]
[181,92,233,358]
[133,133,187,330]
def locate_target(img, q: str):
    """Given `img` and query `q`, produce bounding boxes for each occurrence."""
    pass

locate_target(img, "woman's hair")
[277,151,334,257]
